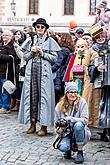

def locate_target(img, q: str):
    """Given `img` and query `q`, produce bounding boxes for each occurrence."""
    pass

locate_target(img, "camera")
[55,118,69,128]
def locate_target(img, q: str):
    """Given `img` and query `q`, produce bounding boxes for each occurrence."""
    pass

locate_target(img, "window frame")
[89,0,99,15]
[29,0,39,14]
[64,0,74,15]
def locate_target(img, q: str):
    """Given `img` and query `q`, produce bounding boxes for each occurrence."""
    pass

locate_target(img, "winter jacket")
[0,40,19,83]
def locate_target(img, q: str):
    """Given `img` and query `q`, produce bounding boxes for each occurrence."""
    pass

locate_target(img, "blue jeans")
[58,122,85,152]
[58,135,72,152]
[0,79,11,110]
[73,121,85,145]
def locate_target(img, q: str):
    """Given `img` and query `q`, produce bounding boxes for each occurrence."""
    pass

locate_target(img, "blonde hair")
[59,94,81,113]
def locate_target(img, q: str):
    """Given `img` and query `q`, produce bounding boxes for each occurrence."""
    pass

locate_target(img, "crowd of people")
[0,0,110,164]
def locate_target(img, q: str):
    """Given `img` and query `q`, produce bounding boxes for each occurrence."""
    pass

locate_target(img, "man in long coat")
[18,18,61,136]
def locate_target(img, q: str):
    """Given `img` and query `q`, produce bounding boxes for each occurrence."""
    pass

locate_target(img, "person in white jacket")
[54,81,91,164]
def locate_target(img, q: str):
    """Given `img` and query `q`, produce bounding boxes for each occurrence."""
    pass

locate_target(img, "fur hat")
[96,0,107,9]
[65,82,78,94]
[32,18,49,29]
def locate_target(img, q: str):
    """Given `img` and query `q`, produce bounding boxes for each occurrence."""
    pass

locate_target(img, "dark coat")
[88,64,100,82]
[88,40,110,128]
[52,50,64,73]
[0,40,19,83]
[53,47,71,92]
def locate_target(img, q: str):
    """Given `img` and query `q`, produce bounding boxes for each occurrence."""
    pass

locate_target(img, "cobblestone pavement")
[0,111,110,165]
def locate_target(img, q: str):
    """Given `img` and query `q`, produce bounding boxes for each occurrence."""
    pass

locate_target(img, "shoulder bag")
[3,55,16,94]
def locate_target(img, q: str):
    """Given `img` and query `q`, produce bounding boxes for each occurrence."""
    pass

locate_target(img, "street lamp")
[10,0,16,16]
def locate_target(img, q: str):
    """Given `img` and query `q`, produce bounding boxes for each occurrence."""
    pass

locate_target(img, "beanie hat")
[76,28,84,34]
[69,21,77,29]
[65,82,78,94]
[82,33,92,41]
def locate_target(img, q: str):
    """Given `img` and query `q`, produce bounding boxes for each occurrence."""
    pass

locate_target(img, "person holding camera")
[54,81,91,164]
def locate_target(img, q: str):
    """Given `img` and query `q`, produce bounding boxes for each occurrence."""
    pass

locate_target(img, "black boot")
[72,138,78,152]
[107,128,110,147]
[64,150,71,159]
[74,150,84,164]
[97,128,109,142]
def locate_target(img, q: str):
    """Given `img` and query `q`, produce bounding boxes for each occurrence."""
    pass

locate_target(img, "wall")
[0,0,110,32]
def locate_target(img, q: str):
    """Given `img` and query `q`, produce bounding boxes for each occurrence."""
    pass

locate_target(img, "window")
[89,0,100,15]
[64,0,74,15]
[29,0,38,14]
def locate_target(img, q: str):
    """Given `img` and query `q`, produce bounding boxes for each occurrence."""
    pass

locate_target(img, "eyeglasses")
[36,25,45,29]
[67,91,78,95]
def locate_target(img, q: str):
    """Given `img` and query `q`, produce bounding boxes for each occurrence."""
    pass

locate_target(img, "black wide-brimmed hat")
[32,18,49,29]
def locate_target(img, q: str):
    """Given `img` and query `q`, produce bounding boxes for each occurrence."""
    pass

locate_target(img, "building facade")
[0,0,110,32]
